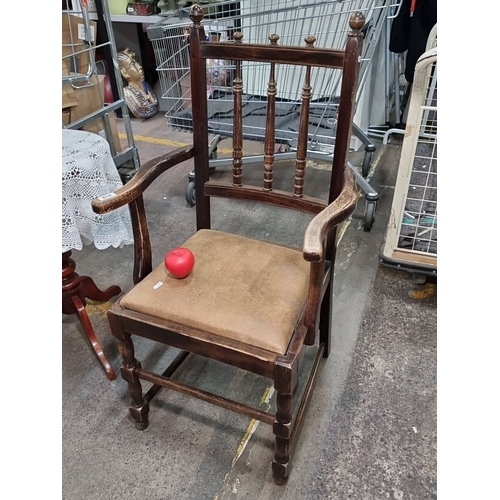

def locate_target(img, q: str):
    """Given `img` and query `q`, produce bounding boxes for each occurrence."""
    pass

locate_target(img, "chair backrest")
[187,4,365,232]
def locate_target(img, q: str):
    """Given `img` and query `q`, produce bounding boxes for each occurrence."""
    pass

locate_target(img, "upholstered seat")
[120,229,310,354]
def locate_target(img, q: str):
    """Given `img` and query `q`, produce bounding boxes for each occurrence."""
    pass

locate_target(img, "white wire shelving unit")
[62,0,140,179]
[380,43,437,279]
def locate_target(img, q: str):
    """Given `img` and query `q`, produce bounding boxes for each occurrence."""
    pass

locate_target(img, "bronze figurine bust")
[118,48,158,119]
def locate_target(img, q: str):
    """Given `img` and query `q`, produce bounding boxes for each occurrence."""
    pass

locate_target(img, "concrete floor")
[62,112,437,500]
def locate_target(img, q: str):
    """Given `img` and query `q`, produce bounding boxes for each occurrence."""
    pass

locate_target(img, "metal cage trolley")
[148,0,401,229]
[380,45,437,279]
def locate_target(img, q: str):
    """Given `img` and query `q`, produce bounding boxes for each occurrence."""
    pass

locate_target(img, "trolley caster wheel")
[362,151,373,178]
[186,181,196,206]
[364,202,376,231]
[412,272,427,285]
[209,148,217,174]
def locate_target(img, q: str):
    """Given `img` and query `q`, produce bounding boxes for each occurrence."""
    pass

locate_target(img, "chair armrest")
[303,167,357,262]
[92,145,195,214]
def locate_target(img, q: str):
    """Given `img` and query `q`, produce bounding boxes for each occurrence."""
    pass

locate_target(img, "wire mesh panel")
[381,46,437,275]
[148,0,400,152]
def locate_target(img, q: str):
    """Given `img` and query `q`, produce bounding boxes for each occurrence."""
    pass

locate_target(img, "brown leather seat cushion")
[120,229,311,354]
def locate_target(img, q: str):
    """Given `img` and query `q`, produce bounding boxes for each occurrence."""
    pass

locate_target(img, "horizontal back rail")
[200,42,345,69]
[204,181,328,215]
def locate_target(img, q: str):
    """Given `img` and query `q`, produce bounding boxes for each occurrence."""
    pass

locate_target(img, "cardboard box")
[62,109,71,126]
[68,74,106,123]
[62,59,78,109]
[63,73,122,153]
[85,112,123,155]
[62,13,97,74]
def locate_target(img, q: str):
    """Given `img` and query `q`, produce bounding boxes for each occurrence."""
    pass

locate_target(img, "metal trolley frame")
[62,0,140,180]
[380,45,437,279]
[148,0,402,229]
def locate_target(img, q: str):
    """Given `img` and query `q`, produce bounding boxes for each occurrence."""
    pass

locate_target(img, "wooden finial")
[304,35,316,48]
[269,34,279,45]
[233,32,243,43]
[349,12,365,32]
[189,4,204,25]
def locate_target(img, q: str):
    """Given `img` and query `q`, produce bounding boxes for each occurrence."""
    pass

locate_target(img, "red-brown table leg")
[62,250,119,381]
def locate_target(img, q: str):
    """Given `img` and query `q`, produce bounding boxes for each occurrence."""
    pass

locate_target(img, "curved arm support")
[302,167,358,340]
[92,145,195,214]
[303,167,357,263]
[91,145,194,285]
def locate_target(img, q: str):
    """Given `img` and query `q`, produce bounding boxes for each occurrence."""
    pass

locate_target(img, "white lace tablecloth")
[62,129,134,253]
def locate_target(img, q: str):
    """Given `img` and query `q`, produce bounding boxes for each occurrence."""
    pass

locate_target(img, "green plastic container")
[108,0,129,15]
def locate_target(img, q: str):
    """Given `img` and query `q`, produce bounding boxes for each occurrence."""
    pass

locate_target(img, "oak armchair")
[92,4,364,485]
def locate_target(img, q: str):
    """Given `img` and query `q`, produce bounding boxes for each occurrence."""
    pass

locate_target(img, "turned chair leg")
[272,391,293,485]
[110,323,150,430]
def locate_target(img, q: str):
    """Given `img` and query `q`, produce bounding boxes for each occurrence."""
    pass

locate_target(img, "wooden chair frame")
[92,4,365,485]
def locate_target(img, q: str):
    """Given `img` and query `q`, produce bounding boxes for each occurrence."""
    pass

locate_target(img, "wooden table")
[62,129,133,380]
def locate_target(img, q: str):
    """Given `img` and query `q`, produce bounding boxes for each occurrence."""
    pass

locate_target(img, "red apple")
[164,247,195,279]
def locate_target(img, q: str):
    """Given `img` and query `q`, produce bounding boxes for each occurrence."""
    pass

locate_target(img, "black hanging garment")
[389,0,437,83]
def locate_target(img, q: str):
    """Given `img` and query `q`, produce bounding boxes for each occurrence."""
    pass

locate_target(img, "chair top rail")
[200,42,346,69]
